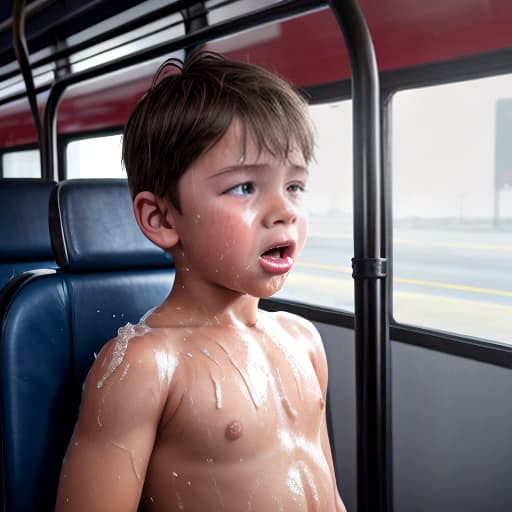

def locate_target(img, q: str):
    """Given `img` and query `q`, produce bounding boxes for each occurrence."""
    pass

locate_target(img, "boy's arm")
[55,335,171,512]
[300,317,347,512]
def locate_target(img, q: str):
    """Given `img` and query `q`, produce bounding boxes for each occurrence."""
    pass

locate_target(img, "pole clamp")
[352,257,388,279]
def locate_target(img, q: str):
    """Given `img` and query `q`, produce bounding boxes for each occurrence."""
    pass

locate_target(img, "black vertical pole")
[328,1,391,512]
[12,0,48,178]
[183,2,209,57]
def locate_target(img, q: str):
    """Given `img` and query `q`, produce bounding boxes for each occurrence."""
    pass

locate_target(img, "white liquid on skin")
[96,323,150,389]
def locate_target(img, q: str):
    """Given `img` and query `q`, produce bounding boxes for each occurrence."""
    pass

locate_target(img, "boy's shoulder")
[264,310,328,388]
[88,322,189,392]
[263,309,323,355]
[267,309,320,338]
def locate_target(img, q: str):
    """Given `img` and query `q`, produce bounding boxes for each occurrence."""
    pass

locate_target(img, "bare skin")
[55,121,346,512]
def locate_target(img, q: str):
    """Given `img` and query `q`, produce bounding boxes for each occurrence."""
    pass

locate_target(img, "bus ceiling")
[2,0,512,149]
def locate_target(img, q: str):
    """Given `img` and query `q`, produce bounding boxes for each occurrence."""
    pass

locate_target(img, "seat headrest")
[0,179,55,261]
[49,179,173,271]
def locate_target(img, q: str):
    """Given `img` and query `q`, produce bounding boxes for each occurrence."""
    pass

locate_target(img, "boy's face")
[171,119,309,298]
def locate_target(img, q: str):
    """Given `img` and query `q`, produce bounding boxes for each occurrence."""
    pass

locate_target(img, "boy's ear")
[133,191,179,249]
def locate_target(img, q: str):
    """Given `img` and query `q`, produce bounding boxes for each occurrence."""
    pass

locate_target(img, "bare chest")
[159,332,325,463]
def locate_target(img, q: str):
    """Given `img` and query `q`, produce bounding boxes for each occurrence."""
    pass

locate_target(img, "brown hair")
[122,51,314,212]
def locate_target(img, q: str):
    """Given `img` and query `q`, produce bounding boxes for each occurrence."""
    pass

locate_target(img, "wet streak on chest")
[164,324,324,464]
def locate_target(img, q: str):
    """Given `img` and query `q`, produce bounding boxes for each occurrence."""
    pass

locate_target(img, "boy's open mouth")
[259,242,295,274]
[261,246,286,259]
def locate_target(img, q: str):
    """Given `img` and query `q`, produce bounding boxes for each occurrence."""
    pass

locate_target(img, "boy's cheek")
[296,218,309,252]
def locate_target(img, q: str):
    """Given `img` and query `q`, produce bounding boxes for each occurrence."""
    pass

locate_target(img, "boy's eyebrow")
[209,162,309,178]
[209,163,267,178]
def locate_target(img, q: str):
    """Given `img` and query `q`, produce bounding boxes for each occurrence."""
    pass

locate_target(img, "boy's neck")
[153,273,260,329]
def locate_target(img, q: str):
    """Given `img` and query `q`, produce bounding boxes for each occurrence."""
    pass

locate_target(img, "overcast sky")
[308,73,512,220]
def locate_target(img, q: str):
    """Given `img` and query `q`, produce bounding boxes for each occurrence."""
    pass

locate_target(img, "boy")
[56,51,346,512]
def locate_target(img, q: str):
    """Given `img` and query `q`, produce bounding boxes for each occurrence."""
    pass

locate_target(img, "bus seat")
[0,179,56,288]
[0,179,174,512]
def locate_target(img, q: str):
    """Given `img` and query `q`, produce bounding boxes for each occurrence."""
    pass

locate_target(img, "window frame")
[381,47,512,366]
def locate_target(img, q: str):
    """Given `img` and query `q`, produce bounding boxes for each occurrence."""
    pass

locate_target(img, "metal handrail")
[329,1,392,511]
[41,0,329,179]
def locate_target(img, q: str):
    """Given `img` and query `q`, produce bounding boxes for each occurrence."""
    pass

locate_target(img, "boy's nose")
[262,193,297,228]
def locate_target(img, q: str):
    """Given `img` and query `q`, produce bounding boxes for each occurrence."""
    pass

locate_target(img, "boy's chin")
[239,274,289,299]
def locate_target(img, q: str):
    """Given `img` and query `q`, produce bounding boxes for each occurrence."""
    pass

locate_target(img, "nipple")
[225,420,243,441]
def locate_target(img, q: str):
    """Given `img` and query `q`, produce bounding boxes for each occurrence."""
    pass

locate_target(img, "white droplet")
[119,363,130,381]
[211,375,223,409]
[154,349,178,386]
[287,466,304,496]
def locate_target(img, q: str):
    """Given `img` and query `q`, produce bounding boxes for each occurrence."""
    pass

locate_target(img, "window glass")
[392,75,512,345]
[68,4,184,73]
[205,0,279,25]
[276,100,354,311]
[0,47,55,101]
[2,150,41,178]
[66,135,125,179]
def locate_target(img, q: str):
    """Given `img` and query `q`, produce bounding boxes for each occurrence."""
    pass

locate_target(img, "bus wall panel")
[315,321,357,512]
[392,339,512,512]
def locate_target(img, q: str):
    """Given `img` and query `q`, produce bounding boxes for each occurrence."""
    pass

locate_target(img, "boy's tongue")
[264,248,281,259]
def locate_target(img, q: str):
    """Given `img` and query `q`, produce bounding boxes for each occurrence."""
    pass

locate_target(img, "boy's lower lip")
[259,255,294,274]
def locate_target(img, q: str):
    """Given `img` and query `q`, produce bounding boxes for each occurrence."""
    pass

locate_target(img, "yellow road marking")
[394,239,512,252]
[295,262,512,298]
[297,262,352,273]
[394,277,512,298]
[284,274,511,343]
[308,232,512,251]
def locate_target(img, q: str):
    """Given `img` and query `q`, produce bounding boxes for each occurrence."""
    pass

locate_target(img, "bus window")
[66,134,124,179]
[392,74,512,345]
[276,99,354,311]
[2,149,41,178]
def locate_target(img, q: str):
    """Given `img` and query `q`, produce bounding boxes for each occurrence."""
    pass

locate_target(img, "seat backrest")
[0,179,174,512]
[0,179,56,288]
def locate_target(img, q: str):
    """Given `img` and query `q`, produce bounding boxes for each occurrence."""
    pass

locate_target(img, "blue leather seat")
[0,179,174,511]
[0,179,56,288]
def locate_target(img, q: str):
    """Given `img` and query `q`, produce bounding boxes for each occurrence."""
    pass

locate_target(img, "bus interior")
[0,1,512,511]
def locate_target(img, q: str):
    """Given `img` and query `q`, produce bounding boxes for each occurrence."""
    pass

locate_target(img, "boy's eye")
[225,182,255,196]
[287,182,306,194]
